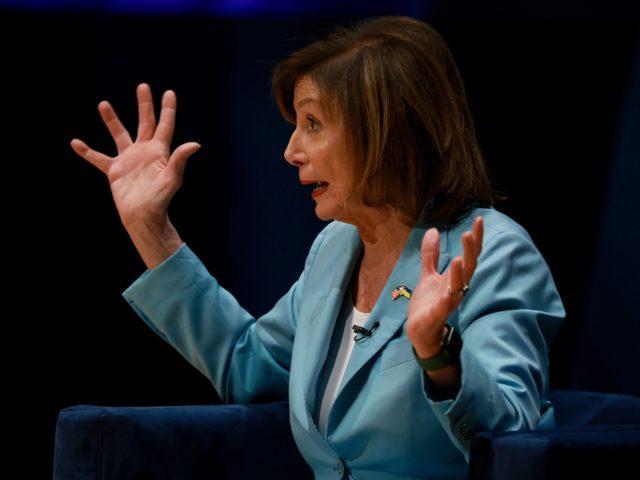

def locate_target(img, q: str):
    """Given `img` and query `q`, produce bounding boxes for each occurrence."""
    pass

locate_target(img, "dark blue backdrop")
[3,1,638,477]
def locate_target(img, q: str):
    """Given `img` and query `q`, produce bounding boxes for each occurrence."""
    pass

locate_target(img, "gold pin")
[392,284,413,301]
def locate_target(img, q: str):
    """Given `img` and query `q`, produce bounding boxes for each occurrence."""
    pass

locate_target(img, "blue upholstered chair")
[467,390,640,479]
[53,388,640,479]
[53,401,314,479]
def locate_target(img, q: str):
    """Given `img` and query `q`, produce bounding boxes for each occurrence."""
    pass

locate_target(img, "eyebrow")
[296,97,321,109]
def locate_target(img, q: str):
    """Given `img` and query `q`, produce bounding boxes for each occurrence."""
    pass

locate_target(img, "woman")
[70,16,565,480]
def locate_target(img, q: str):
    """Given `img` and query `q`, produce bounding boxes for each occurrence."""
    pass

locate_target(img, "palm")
[107,140,175,223]
[406,217,484,357]
[408,268,455,335]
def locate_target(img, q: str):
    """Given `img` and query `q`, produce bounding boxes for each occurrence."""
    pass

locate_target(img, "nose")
[284,129,307,167]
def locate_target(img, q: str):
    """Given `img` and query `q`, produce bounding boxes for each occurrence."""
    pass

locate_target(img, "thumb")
[169,142,201,179]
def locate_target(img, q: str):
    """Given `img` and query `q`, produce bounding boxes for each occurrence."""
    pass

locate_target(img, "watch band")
[412,325,462,371]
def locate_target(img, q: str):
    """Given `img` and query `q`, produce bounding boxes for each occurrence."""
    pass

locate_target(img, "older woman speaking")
[71,15,564,480]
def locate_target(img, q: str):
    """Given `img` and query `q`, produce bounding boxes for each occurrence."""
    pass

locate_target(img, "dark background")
[2,1,639,477]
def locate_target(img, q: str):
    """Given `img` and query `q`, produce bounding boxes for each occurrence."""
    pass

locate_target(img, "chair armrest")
[467,424,640,480]
[53,402,313,480]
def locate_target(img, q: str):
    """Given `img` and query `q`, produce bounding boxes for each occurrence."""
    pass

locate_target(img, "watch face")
[444,325,463,360]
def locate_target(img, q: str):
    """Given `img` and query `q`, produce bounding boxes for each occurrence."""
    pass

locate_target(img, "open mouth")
[301,180,329,198]
[311,181,329,198]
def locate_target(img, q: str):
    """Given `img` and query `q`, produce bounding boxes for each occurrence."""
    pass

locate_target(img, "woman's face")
[284,76,359,222]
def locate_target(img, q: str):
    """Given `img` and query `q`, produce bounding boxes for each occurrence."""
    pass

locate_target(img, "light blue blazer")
[123,207,565,479]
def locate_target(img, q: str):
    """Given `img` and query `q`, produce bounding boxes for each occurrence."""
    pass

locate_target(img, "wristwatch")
[412,325,463,371]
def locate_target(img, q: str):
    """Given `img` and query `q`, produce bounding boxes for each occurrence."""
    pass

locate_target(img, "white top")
[318,306,371,436]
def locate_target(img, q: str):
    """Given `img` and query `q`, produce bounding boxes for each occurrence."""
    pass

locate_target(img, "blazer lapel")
[301,228,363,416]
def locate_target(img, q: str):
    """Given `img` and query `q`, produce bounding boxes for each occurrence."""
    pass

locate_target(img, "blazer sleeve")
[122,227,330,404]
[424,228,566,457]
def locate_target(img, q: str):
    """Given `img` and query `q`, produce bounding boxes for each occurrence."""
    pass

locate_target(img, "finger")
[70,138,112,174]
[449,256,464,296]
[136,83,157,141]
[461,231,478,282]
[420,228,440,276]
[98,101,133,152]
[168,142,201,181]
[460,216,484,281]
[155,90,177,144]
[473,216,484,257]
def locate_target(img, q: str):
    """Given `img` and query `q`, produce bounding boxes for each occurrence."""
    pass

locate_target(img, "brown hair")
[272,15,501,221]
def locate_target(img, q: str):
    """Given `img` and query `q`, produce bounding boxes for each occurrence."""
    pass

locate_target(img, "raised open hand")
[70,83,200,229]
[406,216,484,359]
[70,83,201,268]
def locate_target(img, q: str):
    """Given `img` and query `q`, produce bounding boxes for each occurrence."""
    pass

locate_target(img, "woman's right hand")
[70,83,201,268]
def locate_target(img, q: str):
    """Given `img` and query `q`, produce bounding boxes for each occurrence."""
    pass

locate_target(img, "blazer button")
[336,458,346,478]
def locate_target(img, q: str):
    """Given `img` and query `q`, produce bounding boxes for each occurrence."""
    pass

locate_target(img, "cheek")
[332,161,354,195]
[333,179,358,210]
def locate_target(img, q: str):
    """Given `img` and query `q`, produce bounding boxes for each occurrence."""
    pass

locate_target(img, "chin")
[313,199,346,221]
[313,196,355,223]
[314,205,335,221]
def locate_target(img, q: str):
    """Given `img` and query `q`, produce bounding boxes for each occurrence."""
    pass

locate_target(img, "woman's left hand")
[406,216,484,359]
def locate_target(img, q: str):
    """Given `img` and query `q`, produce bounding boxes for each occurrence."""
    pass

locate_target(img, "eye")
[306,115,319,133]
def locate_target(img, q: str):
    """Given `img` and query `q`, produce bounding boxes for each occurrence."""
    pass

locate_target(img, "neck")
[347,206,414,312]
[349,205,413,253]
